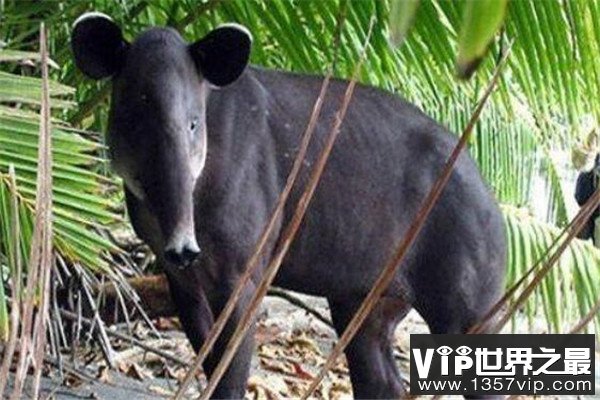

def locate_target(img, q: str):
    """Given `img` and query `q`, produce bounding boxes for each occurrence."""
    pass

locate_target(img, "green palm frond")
[503,205,600,333]
[0,52,120,276]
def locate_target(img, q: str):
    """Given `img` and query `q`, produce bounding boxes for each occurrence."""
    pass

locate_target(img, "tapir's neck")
[198,66,337,200]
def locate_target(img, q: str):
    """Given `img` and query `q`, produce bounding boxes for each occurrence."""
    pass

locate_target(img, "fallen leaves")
[252,321,352,399]
[247,376,282,400]
[96,365,111,383]
[291,362,314,381]
[46,296,360,399]
[148,385,175,397]
[123,362,152,381]
[288,331,322,357]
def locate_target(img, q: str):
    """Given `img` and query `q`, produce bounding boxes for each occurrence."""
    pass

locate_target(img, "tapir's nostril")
[164,240,201,267]
[182,244,200,262]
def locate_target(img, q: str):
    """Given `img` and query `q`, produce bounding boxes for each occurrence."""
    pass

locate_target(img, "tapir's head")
[71,13,251,267]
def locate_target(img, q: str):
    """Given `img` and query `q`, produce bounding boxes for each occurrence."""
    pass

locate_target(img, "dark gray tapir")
[72,13,506,399]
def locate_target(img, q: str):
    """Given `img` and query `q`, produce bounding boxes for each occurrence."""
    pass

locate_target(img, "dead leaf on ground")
[288,332,322,356]
[125,362,151,381]
[260,358,294,375]
[291,361,314,380]
[96,365,111,383]
[148,385,175,396]
[247,375,282,400]
[160,364,186,381]
[282,377,309,398]
[328,378,352,399]
[63,373,85,388]
[257,344,284,360]
[255,322,283,345]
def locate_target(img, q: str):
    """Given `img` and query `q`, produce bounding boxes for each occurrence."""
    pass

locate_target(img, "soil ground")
[4,293,599,399]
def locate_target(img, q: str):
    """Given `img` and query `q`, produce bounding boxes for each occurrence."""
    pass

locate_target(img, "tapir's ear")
[71,12,128,79]
[189,24,252,87]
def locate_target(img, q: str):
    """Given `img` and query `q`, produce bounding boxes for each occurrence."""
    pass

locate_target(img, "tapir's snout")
[164,236,201,267]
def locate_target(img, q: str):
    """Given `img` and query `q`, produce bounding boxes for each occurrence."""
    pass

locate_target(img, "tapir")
[71,13,506,399]
[575,154,599,243]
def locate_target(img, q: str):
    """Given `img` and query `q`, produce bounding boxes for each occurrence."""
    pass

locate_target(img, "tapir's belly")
[271,190,415,299]
[268,169,422,299]
[269,150,502,300]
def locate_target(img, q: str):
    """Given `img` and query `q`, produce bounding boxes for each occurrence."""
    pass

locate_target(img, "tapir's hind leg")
[410,260,505,400]
[328,297,411,399]
[410,263,503,336]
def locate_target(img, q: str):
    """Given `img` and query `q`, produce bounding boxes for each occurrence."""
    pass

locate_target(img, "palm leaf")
[503,205,600,332]
[0,53,120,282]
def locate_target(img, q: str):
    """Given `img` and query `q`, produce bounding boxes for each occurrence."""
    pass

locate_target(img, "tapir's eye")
[190,118,199,132]
[140,94,149,103]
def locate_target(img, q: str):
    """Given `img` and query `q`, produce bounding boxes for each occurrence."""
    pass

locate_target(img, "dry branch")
[9,24,54,400]
[173,8,350,399]
[197,18,376,400]
[0,168,21,397]
[487,187,600,334]
[300,44,512,400]
[568,293,600,334]
[469,186,600,334]
[58,308,191,367]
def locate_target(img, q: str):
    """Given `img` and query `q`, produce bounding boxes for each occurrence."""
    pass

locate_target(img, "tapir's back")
[204,67,506,305]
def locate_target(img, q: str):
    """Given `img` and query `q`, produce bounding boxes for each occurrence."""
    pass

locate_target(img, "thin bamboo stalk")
[301,43,512,400]
[10,23,53,400]
[31,23,54,399]
[173,7,349,398]
[197,18,376,400]
[0,166,22,397]
[469,187,600,334]
[489,188,600,334]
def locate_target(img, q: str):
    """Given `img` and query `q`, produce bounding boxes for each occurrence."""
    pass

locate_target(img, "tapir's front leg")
[166,270,256,399]
[202,281,257,399]
[165,270,214,353]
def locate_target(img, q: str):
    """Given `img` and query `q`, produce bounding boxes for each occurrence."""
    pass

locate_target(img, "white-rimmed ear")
[71,12,128,79]
[189,23,252,87]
